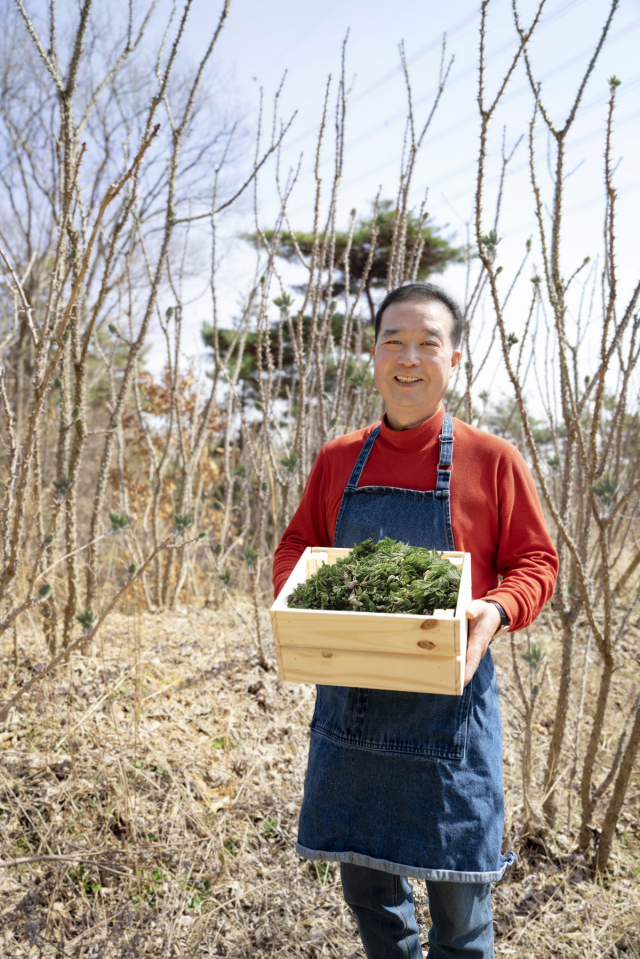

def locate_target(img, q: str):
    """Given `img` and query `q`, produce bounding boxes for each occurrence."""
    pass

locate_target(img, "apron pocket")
[311,684,472,761]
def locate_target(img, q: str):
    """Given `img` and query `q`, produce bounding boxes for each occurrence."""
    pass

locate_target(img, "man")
[272,283,557,959]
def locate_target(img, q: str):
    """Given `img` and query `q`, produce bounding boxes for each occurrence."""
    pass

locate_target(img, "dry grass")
[0,602,639,958]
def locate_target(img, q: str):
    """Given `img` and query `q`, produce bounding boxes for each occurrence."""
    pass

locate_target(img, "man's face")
[372,299,461,430]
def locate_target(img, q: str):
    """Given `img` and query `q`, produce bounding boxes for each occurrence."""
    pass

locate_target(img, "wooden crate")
[269,547,471,696]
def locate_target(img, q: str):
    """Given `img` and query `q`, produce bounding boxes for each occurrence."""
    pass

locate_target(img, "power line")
[433,76,640,216]
[338,13,640,193]
[280,0,589,160]
[277,9,478,156]
[256,0,346,80]
[279,0,638,224]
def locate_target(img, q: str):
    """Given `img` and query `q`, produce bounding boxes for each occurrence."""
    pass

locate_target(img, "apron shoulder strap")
[436,412,454,493]
[345,424,381,489]
[345,415,453,492]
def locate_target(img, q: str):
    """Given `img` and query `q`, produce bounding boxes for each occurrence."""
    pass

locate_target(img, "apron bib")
[296,414,515,882]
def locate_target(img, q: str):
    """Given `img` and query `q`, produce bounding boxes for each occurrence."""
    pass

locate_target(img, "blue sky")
[153,0,640,379]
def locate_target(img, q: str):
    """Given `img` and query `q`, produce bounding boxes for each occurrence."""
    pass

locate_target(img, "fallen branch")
[0,854,132,876]
[0,531,203,723]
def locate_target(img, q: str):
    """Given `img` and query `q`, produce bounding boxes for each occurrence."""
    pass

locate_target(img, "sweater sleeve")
[272,449,333,598]
[482,448,557,631]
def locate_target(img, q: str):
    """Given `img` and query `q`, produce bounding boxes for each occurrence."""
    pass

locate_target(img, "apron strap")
[436,412,454,493]
[344,425,381,489]
[346,414,454,492]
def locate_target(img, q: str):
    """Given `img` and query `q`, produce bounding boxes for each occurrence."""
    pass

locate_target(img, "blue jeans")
[340,863,494,959]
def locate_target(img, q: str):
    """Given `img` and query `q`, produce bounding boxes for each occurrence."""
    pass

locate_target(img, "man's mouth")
[395,375,422,383]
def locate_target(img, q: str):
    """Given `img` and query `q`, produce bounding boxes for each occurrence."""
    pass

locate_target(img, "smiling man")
[273,283,557,959]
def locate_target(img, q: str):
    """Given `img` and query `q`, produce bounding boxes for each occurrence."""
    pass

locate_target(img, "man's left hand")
[463,600,501,687]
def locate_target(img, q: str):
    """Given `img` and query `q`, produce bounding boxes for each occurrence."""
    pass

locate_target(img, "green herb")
[287,537,461,615]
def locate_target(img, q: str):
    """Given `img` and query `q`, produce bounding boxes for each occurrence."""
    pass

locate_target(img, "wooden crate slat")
[279,645,459,695]
[306,552,328,576]
[274,608,458,655]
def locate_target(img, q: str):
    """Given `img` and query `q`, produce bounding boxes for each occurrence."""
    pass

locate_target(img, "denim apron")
[296,414,515,882]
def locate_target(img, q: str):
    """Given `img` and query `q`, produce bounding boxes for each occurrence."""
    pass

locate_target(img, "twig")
[0,854,132,876]
[0,533,201,723]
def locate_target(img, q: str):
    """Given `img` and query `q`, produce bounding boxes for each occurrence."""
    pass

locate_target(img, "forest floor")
[0,600,639,958]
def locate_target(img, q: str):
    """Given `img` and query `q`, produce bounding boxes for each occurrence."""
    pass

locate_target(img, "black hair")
[374,282,464,349]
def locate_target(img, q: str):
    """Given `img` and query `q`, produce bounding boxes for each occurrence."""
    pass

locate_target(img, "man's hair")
[374,282,465,349]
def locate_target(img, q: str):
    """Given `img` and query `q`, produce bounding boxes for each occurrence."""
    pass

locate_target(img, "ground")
[0,602,639,957]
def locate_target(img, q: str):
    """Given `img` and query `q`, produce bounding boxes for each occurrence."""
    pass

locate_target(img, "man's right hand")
[464,600,501,687]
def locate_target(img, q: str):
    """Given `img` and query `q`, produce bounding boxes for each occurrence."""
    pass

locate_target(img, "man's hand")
[464,600,501,687]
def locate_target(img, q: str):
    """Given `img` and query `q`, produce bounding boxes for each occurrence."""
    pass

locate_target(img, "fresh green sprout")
[174,514,193,535]
[243,548,258,570]
[279,453,298,474]
[590,472,620,508]
[520,643,546,697]
[480,229,500,255]
[349,369,368,387]
[273,291,294,313]
[262,816,277,838]
[109,512,130,533]
[52,475,73,503]
[76,609,96,633]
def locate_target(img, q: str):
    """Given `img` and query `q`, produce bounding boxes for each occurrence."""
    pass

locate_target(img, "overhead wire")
[281,7,640,223]
[339,11,640,187]
[278,8,479,155]
[279,0,588,162]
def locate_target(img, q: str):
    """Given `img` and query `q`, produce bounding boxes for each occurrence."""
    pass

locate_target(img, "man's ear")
[451,350,461,370]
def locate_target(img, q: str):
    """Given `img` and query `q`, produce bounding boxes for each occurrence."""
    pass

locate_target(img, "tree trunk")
[543,617,577,824]
[594,694,640,872]
[578,651,615,850]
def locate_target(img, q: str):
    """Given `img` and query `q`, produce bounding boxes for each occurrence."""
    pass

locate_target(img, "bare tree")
[0,0,287,659]
[472,0,640,871]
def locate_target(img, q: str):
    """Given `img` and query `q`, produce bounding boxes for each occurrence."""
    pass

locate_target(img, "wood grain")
[275,608,458,656]
[278,645,459,695]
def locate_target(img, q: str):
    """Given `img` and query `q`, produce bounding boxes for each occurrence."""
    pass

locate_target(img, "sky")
[148,0,640,385]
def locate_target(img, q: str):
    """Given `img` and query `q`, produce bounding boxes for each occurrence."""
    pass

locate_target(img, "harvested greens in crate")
[286,537,461,615]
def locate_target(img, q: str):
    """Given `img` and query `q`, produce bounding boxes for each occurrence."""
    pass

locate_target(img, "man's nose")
[398,344,420,364]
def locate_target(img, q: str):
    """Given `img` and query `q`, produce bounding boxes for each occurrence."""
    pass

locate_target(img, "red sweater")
[272,406,558,631]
